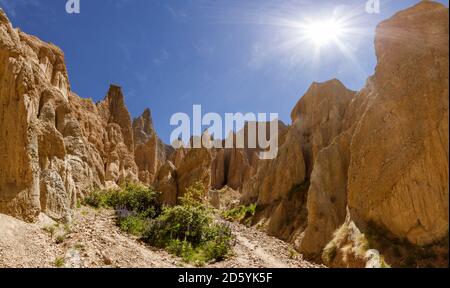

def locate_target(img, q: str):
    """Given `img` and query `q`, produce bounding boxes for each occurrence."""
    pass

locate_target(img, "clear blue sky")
[1,0,448,143]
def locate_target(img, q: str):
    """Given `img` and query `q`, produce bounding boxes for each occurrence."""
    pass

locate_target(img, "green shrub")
[180,181,207,207]
[142,205,212,247]
[222,204,256,224]
[142,182,234,263]
[166,235,231,265]
[203,221,230,238]
[85,182,233,264]
[112,183,161,218]
[54,257,65,268]
[202,238,231,261]
[83,189,111,208]
[167,239,195,258]
[84,184,161,218]
[117,213,149,236]
[143,206,233,263]
[166,240,208,266]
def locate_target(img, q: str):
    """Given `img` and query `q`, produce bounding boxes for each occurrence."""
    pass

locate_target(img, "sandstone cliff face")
[243,1,449,267]
[346,1,449,246]
[297,130,352,257]
[227,121,288,192]
[176,147,212,197]
[162,121,287,205]
[291,79,356,176]
[242,121,307,240]
[0,10,140,221]
[97,86,139,186]
[155,161,178,206]
[1,9,75,221]
[133,108,171,185]
[241,80,355,242]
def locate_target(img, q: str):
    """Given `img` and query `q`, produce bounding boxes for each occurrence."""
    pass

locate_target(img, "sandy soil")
[0,207,322,268]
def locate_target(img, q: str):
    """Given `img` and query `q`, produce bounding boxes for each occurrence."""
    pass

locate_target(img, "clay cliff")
[0,1,448,268]
[243,1,449,267]
[0,9,154,221]
[1,9,83,221]
[133,108,172,185]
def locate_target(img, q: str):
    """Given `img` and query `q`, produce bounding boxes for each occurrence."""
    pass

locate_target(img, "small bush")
[116,208,149,236]
[111,183,161,218]
[85,182,233,264]
[83,189,111,208]
[84,184,161,218]
[84,184,162,237]
[288,248,299,260]
[167,240,196,259]
[202,222,233,261]
[180,181,207,207]
[54,257,65,268]
[222,204,256,224]
[142,183,234,263]
[42,224,57,238]
[202,239,231,261]
[142,205,212,247]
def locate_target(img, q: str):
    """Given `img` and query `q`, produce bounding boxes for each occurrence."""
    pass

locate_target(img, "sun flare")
[303,20,345,47]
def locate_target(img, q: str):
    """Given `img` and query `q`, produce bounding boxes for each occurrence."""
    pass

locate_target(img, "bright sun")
[303,20,345,47]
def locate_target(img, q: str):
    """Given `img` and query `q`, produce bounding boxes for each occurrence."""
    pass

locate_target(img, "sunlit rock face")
[291,79,356,177]
[241,79,355,242]
[133,108,172,185]
[155,161,178,206]
[175,138,213,198]
[96,86,139,186]
[0,9,74,221]
[298,130,352,258]
[228,121,289,192]
[297,3,450,258]
[346,1,449,246]
[244,1,449,266]
[165,121,288,206]
[0,9,140,221]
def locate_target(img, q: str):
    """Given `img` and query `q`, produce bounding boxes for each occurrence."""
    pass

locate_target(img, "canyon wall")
[243,1,449,267]
[0,9,157,221]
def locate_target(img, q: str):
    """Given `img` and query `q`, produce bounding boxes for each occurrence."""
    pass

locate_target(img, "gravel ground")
[0,207,322,268]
